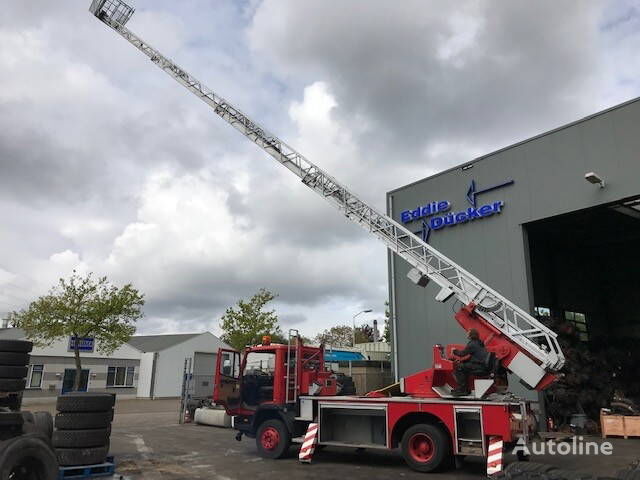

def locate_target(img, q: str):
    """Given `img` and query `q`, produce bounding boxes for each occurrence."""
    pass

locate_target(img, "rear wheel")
[0,434,58,480]
[401,423,450,472]
[255,419,291,459]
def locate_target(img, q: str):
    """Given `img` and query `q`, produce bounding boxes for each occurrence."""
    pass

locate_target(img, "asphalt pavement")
[23,399,640,479]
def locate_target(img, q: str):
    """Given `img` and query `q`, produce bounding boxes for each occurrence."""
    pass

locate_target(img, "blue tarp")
[324,350,365,362]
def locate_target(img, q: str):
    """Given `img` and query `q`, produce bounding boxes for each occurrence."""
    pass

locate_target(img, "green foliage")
[383,300,391,342]
[10,272,144,391]
[10,272,143,353]
[315,325,351,347]
[220,289,282,350]
[314,324,372,347]
[356,324,374,344]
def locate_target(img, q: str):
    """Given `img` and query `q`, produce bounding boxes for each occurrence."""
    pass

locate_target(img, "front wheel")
[400,423,451,472]
[255,419,291,459]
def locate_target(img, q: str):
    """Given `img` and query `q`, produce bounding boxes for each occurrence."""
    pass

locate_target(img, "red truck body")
[214,336,534,473]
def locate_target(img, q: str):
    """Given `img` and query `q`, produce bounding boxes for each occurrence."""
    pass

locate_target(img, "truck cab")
[214,335,344,451]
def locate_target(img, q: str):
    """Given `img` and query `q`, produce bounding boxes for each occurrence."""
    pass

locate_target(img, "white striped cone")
[487,436,503,475]
[298,423,319,463]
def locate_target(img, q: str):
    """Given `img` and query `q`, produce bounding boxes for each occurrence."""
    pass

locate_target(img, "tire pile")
[53,393,115,467]
[0,339,59,479]
[0,339,32,412]
[493,461,640,480]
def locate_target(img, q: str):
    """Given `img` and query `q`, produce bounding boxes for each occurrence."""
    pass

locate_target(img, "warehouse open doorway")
[525,197,640,425]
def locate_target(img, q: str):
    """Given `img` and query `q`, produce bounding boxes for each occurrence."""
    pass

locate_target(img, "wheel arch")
[391,412,452,449]
[251,406,295,437]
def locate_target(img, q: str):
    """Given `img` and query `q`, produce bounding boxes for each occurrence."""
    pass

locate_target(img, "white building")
[0,328,229,400]
[0,328,141,399]
[129,332,230,399]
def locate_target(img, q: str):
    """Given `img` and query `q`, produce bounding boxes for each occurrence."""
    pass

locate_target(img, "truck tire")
[255,419,291,459]
[34,412,54,442]
[400,423,451,473]
[0,352,30,366]
[21,411,53,445]
[0,412,24,428]
[0,366,28,379]
[0,393,22,412]
[0,433,58,480]
[0,378,26,392]
[56,393,115,413]
[0,340,33,353]
[56,446,109,466]
[53,428,110,448]
[55,411,113,430]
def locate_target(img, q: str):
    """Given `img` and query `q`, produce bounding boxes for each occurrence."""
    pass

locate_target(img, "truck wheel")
[0,433,58,480]
[22,411,54,444]
[0,366,29,379]
[56,446,109,466]
[55,411,113,430]
[0,352,30,366]
[0,378,27,392]
[401,423,450,473]
[56,393,115,413]
[0,340,33,353]
[53,428,110,448]
[255,419,291,459]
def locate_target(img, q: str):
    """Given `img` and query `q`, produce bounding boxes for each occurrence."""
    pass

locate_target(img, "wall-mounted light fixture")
[585,172,605,188]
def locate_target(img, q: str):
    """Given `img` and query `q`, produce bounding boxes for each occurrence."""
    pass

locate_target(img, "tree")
[383,300,391,342]
[315,325,352,347]
[355,324,374,344]
[10,272,144,391]
[220,289,282,350]
[314,324,373,347]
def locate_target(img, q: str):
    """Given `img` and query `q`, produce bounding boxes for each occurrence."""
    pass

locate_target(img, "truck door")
[214,349,241,413]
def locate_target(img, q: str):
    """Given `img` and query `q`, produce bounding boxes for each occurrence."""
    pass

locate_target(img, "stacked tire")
[0,339,33,412]
[53,393,115,467]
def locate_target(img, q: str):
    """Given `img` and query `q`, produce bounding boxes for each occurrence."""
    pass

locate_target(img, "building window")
[107,366,135,387]
[28,365,44,389]
[565,311,588,342]
[534,306,551,317]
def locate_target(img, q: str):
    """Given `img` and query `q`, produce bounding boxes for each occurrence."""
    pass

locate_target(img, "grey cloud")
[279,313,306,326]
[248,1,604,169]
[1,0,637,337]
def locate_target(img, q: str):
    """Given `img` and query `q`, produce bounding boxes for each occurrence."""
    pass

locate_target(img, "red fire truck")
[213,322,539,472]
[91,0,565,472]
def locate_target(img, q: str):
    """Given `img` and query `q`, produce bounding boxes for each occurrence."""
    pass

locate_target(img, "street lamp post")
[352,309,373,346]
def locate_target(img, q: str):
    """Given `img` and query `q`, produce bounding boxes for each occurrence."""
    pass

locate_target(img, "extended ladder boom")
[90,0,565,386]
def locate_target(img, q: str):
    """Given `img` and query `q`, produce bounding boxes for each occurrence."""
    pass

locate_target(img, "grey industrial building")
[387,97,640,397]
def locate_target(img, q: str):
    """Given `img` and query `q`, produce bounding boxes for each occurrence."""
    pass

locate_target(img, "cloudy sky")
[1,1,638,338]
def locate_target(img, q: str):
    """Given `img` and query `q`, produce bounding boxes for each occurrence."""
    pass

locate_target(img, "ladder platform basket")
[89,0,134,26]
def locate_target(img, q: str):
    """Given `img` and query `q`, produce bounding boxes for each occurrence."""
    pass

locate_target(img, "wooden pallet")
[57,456,116,480]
